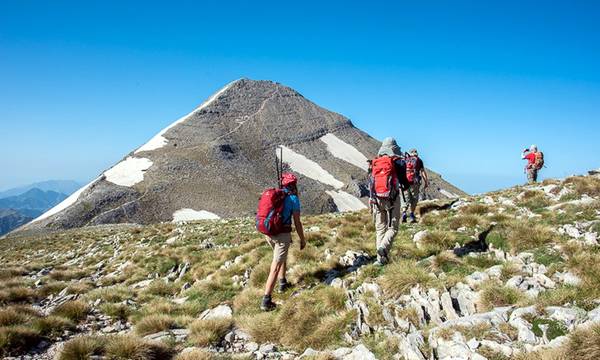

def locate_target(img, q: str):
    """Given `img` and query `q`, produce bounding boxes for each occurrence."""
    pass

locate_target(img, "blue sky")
[1,1,599,194]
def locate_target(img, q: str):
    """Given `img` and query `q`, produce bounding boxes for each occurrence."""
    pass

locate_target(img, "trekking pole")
[276,148,281,188]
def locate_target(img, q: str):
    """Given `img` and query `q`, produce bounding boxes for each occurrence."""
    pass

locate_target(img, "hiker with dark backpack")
[256,172,305,311]
[369,137,409,265]
[402,148,429,223]
[522,144,544,183]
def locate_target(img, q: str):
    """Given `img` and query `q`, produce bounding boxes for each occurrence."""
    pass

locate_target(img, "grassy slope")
[0,175,599,359]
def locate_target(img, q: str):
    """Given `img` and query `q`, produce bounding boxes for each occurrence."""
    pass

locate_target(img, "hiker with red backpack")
[369,137,409,265]
[403,148,429,223]
[522,145,544,183]
[256,172,306,311]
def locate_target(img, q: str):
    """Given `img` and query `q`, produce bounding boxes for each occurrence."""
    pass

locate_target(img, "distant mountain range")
[0,180,81,199]
[0,181,79,236]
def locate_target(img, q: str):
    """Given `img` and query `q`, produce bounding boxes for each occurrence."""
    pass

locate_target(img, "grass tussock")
[188,318,232,346]
[479,282,525,311]
[380,260,439,298]
[52,300,90,322]
[564,176,600,198]
[104,335,173,360]
[0,326,41,356]
[134,314,177,336]
[503,221,556,252]
[0,286,36,304]
[238,286,352,351]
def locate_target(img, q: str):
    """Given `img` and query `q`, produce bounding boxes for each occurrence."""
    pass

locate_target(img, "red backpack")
[256,188,290,236]
[405,156,419,184]
[371,156,399,200]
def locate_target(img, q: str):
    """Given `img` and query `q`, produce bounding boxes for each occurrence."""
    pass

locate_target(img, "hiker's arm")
[293,212,306,250]
[421,168,429,188]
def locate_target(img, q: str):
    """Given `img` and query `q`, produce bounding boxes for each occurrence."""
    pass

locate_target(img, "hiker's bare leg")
[264,260,283,296]
[278,261,287,280]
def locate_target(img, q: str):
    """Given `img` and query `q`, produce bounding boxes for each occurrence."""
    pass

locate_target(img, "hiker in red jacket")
[522,145,544,183]
[403,148,429,223]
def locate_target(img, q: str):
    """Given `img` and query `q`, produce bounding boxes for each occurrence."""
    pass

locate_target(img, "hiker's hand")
[300,239,306,250]
[424,181,429,189]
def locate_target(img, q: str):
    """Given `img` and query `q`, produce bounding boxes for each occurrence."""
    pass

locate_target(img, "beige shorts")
[266,232,292,264]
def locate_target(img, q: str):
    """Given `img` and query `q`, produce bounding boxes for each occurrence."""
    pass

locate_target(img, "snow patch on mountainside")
[135,80,239,153]
[173,209,221,222]
[326,190,367,212]
[277,145,344,189]
[31,178,100,223]
[320,133,369,171]
[440,189,459,199]
[104,157,153,187]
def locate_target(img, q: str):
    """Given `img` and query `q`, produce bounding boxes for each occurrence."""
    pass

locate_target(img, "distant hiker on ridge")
[369,137,409,265]
[255,172,306,311]
[403,148,429,223]
[522,145,544,183]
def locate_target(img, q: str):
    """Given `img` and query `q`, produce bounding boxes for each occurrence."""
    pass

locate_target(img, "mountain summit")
[21,79,464,233]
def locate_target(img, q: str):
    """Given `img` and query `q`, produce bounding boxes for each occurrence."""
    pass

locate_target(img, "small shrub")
[531,318,567,341]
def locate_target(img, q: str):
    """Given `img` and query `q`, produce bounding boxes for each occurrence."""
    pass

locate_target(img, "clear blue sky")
[1,1,599,194]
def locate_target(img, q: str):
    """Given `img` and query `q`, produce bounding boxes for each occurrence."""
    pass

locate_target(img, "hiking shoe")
[409,213,417,224]
[278,279,291,293]
[401,213,407,223]
[376,247,388,265]
[260,295,276,311]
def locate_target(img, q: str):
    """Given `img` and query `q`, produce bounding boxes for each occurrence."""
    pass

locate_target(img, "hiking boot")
[278,279,291,293]
[376,247,388,265]
[401,213,407,223]
[409,213,417,224]
[260,295,276,311]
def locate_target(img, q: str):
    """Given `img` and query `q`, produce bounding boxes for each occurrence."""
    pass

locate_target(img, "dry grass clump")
[142,280,179,297]
[438,322,491,341]
[503,221,555,252]
[100,302,133,320]
[0,286,36,304]
[517,190,551,211]
[57,335,105,360]
[0,326,41,357]
[238,286,352,351]
[448,214,486,230]
[52,300,90,322]
[461,203,490,215]
[104,335,173,360]
[175,348,215,360]
[32,315,75,336]
[233,287,263,316]
[85,285,133,303]
[188,318,232,346]
[564,176,600,197]
[380,260,439,298]
[49,269,88,281]
[134,314,177,336]
[479,282,525,311]
[0,267,28,280]
[0,307,30,326]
